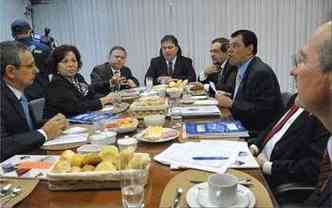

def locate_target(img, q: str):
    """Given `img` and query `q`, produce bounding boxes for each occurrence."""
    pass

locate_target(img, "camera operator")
[11,19,52,101]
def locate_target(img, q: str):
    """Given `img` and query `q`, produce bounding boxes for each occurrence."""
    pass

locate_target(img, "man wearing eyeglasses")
[290,21,332,207]
[0,41,68,162]
[198,37,238,96]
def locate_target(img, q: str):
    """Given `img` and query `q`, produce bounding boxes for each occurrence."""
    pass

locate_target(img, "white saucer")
[186,182,255,208]
[63,127,88,134]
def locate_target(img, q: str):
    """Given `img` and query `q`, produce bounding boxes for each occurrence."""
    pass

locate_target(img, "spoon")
[1,186,22,206]
[172,187,183,208]
[0,184,12,197]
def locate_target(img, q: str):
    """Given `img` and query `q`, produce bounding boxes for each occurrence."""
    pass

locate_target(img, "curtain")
[0,0,30,41]
[29,0,332,92]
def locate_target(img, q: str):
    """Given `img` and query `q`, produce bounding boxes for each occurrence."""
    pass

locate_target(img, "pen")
[192,156,229,160]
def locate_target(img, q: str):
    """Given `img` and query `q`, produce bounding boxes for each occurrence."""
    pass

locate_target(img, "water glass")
[145,77,153,91]
[121,169,145,208]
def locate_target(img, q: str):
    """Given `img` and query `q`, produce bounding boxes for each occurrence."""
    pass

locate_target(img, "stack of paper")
[192,98,218,106]
[200,140,259,168]
[154,141,240,173]
[154,140,258,173]
[171,105,221,117]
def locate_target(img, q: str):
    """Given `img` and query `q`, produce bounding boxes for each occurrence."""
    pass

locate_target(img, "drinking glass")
[121,169,145,208]
[145,77,153,91]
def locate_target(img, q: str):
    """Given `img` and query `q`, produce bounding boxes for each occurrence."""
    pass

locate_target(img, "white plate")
[63,127,88,134]
[135,128,179,143]
[104,118,139,134]
[186,182,255,208]
[77,144,101,153]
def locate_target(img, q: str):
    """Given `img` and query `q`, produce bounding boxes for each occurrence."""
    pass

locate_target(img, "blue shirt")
[237,57,254,82]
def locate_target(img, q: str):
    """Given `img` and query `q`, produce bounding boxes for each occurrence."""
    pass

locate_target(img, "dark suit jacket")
[253,96,330,188]
[145,56,196,85]
[231,56,283,134]
[200,62,238,97]
[305,176,332,207]
[90,63,139,97]
[0,80,45,161]
[215,62,238,96]
[45,74,102,118]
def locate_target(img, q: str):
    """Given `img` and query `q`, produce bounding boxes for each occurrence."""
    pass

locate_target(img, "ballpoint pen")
[192,156,229,160]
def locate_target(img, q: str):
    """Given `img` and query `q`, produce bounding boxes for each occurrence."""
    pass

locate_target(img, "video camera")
[32,27,56,49]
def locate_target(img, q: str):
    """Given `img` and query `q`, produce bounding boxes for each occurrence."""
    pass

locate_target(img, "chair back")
[28,98,45,123]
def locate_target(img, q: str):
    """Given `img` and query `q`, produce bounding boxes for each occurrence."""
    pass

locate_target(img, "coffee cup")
[207,174,238,206]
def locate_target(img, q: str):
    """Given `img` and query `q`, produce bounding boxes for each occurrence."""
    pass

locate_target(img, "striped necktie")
[20,95,34,130]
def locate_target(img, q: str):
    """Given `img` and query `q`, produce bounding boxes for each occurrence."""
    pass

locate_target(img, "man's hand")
[111,73,123,85]
[204,64,219,76]
[100,95,113,106]
[256,153,268,167]
[215,91,233,108]
[158,76,172,84]
[41,114,68,140]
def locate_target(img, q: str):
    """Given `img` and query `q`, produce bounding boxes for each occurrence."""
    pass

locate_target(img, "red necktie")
[263,105,300,145]
[319,150,332,192]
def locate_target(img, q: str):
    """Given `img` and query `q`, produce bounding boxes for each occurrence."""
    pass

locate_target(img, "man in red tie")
[290,21,332,207]
[249,93,329,189]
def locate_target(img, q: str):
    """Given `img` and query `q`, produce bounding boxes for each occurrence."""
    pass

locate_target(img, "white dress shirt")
[260,107,304,174]
[328,136,332,163]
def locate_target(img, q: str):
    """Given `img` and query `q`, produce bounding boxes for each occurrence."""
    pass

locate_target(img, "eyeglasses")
[16,63,39,72]
[292,52,320,71]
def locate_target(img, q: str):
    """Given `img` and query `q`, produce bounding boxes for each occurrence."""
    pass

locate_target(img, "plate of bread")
[104,117,139,133]
[136,126,179,143]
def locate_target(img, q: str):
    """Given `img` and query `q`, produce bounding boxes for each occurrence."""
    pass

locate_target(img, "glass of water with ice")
[145,77,153,91]
[121,169,145,208]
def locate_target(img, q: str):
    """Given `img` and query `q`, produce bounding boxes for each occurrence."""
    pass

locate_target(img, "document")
[154,141,240,173]
[200,140,259,168]
[0,155,59,180]
[171,105,221,117]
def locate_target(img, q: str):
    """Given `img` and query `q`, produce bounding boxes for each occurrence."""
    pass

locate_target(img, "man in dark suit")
[290,21,332,207]
[249,94,329,189]
[145,35,196,85]
[11,19,52,101]
[0,41,67,162]
[90,46,139,97]
[215,30,283,135]
[198,37,238,96]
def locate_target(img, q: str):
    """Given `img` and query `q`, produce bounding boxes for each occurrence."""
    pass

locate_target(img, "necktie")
[20,95,34,130]
[167,61,173,76]
[262,105,300,145]
[319,150,332,192]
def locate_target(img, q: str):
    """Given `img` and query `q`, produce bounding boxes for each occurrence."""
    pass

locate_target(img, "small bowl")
[90,131,117,145]
[144,114,166,127]
[166,88,183,98]
[117,136,138,152]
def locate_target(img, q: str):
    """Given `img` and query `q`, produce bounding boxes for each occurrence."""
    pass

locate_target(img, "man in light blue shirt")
[216,30,283,135]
